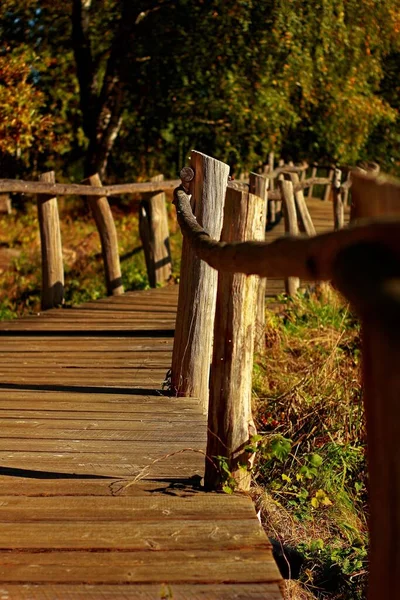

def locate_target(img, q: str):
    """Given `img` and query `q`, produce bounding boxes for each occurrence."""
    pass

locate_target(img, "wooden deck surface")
[0,285,282,598]
[0,198,342,598]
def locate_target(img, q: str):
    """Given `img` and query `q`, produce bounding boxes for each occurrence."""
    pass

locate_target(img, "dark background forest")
[1,0,399,183]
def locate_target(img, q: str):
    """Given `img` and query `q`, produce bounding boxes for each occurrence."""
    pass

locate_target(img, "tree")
[1,0,399,180]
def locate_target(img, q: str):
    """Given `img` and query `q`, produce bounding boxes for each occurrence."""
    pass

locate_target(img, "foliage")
[252,286,367,599]
[1,1,400,180]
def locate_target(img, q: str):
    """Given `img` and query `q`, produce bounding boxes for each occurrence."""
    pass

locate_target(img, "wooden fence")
[0,173,177,309]
[171,151,400,600]
[0,157,353,310]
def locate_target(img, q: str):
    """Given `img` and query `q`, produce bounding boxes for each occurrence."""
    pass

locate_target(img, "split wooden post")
[279,179,300,296]
[333,168,344,230]
[343,170,351,206]
[171,151,230,410]
[249,173,269,354]
[289,172,316,236]
[205,187,264,491]
[139,174,172,287]
[333,241,400,600]
[83,174,123,296]
[324,168,334,201]
[37,171,64,310]
[335,170,400,600]
[308,165,318,198]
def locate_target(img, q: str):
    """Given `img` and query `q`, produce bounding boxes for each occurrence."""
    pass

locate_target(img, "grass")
[252,285,367,599]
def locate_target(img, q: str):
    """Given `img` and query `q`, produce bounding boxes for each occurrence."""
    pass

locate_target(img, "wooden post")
[308,165,318,198]
[333,241,400,600]
[83,174,123,296]
[171,151,230,410]
[205,187,264,491]
[279,179,300,296]
[324,168,334,201]
[0,193,11,214]
[37,172,64,310]
[249,173,269,354]
[343,170,351,206]
[333,168,344,230]
[289,172,316,236]
[139,174,172,288]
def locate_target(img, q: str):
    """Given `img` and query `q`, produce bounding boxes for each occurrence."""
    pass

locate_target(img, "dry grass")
[252,285,367,599]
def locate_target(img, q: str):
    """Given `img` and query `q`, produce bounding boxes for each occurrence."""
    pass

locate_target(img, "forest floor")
[0,198,367,599]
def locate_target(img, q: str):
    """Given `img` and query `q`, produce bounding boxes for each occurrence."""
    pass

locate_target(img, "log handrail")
[173,186,399,281]
[0,178,181,197]
[173,165,400,600]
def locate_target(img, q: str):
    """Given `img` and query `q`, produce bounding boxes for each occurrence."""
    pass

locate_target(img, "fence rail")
[171,155,400,600]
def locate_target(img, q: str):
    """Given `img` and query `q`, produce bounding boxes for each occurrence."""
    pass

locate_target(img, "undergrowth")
[252,285,367,600]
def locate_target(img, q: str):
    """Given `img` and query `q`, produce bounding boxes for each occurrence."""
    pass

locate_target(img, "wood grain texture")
[0,274,282,596]
[0,583,283,600]
[37,171,64,310]
[84,174,123,296]
[173,188,397,283]
[171,151,230,410]
[139,174,172,287]
[289,172,316,236]
[279,179,300,296]
[249,173,268,354]
[333,168,344,230]
[332,181,400,600]
[205,187,263,491]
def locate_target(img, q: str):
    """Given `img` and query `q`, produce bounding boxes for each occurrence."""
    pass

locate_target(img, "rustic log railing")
[171,156,400,600]
[0,173,176,308]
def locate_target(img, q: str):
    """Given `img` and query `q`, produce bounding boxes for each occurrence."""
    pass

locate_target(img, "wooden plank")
[0,479,199,497]
[0,583,283,600]
[0,549,280,583]
[0,439,206,454]
[0,520,268,550]
[0,495,254,521]
[0,455,204,478]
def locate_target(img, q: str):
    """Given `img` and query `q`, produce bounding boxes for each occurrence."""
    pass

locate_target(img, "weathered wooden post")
[139,174,172,287]
[171,151,230,410]
[308,164,318,198]
[205,186,264,491]
[37,171,64,310]
[324,168,334,201]
[279,179,300,296]
[0,193,11,214]
[289,172,316,236]
[334,241,400,600]
[83,173,123,296]
[332,168,344,230]
[249,173,268,354]
[335,170,400,600]
[342,170,351,206]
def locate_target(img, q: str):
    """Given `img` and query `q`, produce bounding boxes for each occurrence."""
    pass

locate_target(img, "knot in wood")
[180,167,195,184]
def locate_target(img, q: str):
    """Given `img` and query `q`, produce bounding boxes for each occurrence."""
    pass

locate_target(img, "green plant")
[252,287,367,599]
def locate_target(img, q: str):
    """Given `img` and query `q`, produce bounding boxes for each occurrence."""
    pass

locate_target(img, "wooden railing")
[0,173,177,309]
[171,152,400,600]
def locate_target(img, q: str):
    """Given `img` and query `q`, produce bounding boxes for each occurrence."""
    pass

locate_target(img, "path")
[0,286,282,599]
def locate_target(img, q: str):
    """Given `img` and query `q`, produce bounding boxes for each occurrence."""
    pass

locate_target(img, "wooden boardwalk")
[0,285,282,599]
[0,198,345,598]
